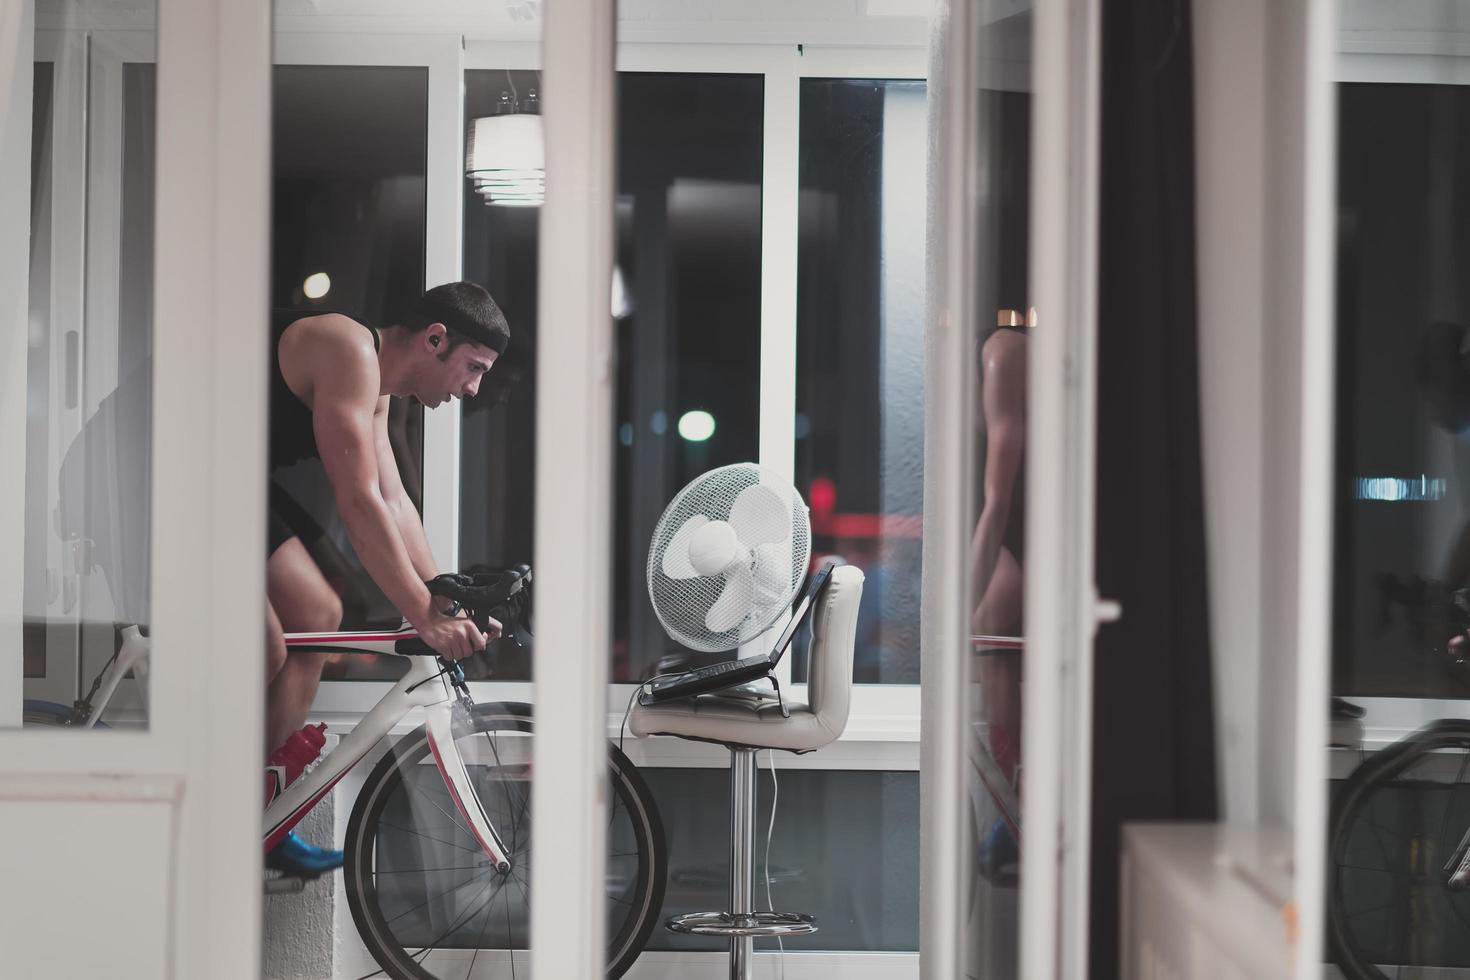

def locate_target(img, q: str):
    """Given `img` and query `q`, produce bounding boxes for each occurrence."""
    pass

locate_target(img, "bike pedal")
[263,872,317,895]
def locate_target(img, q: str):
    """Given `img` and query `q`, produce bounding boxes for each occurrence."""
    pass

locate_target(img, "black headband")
[419,296,509,355]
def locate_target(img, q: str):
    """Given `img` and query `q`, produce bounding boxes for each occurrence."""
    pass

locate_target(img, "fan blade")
[706,564,754,633]
[661,514,709,580]
[728,483,790,546]
[751,543,792,601]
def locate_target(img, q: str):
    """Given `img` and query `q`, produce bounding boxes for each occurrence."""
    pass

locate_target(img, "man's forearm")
[338,489,436,625]
[970,505,1009,612]
[391,499,440,582]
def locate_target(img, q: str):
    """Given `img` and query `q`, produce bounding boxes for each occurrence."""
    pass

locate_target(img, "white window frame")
[316,35,931,971]
[22,29,90,711]
[321,38,931,760]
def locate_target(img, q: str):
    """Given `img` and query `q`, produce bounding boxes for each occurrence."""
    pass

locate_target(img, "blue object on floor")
[977,817,1019,887]
[266,831,344,875]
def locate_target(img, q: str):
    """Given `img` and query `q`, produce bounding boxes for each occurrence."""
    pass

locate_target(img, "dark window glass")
[642,766,919,952]
[793,78,928,685]
[1333,83,1470,698]
[24,62,55,680]
[270,65,428,653]
[460,69,542,688]
[460,71,764,684]
[363,763,918,952]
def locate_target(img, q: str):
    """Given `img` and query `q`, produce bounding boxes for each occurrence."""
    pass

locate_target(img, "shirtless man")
[265,281,509,872]
[970,314,1027,883]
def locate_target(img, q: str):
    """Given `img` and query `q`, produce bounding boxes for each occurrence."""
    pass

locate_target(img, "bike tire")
[1329,718,1470,980]
[343,701,667,980]
[21,699,100,728]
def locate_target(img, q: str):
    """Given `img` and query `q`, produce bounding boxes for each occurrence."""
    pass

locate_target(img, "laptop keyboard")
[648,655,765,695]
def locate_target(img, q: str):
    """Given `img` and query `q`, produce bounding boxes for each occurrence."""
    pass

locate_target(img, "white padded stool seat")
[630,565,864,752]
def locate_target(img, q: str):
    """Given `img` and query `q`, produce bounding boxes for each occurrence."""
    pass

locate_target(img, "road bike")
[23,567,669,979]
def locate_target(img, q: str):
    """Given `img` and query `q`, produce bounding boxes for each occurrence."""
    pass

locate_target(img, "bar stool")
[630,564,865,980]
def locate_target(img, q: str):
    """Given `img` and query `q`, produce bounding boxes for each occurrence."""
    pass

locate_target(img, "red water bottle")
[265,723,328,805]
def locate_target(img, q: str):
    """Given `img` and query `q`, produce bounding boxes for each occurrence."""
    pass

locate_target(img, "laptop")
[638,557,841,706]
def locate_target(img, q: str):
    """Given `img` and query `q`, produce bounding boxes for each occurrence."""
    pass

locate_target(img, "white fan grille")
[646,463,812,653]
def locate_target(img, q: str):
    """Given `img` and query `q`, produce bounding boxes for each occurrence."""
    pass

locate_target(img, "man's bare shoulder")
[982,328,1028,374]
[279,313,378,402]
[284,314,376,369]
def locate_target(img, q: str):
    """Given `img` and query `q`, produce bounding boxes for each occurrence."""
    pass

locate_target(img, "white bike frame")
[971,634,1024,839]
[71,625,513,873]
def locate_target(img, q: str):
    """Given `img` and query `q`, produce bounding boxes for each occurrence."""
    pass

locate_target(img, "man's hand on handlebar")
[413,567,526,661]
[414,606,502,662]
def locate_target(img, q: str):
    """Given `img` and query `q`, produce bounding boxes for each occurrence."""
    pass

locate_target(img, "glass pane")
[965,5,1033,975]
[458,67,541,691]
[793,77,929,686]
[643,766,919,952]
[17,12,157,730]
[1333,77,1470,698]
[268,64,430,685]
[1329,5,1470,978]
[264,12,547,980]
[459,68,542,687]
[460,70,764,685]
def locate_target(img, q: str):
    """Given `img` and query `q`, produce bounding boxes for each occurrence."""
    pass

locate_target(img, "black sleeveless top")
[980,324,1027,562]
[269,309,380,470]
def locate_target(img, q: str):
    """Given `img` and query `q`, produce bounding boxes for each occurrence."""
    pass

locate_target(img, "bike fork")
[424,681,512,875]
[1446,821,1470,890]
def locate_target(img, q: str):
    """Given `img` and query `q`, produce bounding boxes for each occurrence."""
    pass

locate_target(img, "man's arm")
[969,336,1026,624]
[374,396,440,583]
[313,354,438,625]
[311,343,484,658]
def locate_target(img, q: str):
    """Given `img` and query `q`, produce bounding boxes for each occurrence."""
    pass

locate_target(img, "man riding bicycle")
[265,281,508,873]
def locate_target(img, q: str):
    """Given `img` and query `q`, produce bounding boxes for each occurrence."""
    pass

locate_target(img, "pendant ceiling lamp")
[466,76,543,207]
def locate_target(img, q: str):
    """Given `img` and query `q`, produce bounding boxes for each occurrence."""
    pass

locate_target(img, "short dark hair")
[405,281,510,354]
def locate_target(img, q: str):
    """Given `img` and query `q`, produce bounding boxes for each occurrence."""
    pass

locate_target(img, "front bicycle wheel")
[1329,719,1470,980]
[344,702,666,980]
[21,699,94,727]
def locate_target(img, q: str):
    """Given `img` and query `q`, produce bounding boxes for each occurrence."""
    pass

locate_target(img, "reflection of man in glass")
[971,313,1027,794]
[264,282,507,872]
[1418,323,1470,664]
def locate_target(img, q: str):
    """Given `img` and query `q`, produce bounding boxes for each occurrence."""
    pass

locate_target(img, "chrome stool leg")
[730,746,755,978]
[666,747,816,979]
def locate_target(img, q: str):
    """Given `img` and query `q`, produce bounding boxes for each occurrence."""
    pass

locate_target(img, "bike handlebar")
[392,565,533,660]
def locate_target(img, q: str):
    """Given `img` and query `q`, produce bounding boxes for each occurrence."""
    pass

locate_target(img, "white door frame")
[25,0,268,970]
[24,29,89,710]
[529,2,617,976]
[2,0,269,976]
[1025,0,1103,974]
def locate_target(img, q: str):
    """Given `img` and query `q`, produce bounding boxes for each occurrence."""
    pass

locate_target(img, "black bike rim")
[344,705,664,980]
[1331,725,1470,980]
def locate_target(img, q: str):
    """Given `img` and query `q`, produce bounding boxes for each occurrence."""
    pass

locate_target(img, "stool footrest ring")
[665,910,817,938]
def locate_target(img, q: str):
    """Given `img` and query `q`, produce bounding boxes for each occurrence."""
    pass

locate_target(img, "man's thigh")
[267,537,341,633]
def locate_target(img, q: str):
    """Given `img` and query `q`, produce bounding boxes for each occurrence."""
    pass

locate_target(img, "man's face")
[415,323,498,408]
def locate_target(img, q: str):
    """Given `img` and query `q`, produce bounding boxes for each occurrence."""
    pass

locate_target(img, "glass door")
[925,0,1103,976]
[3,0,268,976]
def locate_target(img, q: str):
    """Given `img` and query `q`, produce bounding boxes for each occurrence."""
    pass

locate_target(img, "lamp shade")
[467,113,545,207]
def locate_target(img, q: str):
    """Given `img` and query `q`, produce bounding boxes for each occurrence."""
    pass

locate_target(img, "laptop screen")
[764,558,840,664]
